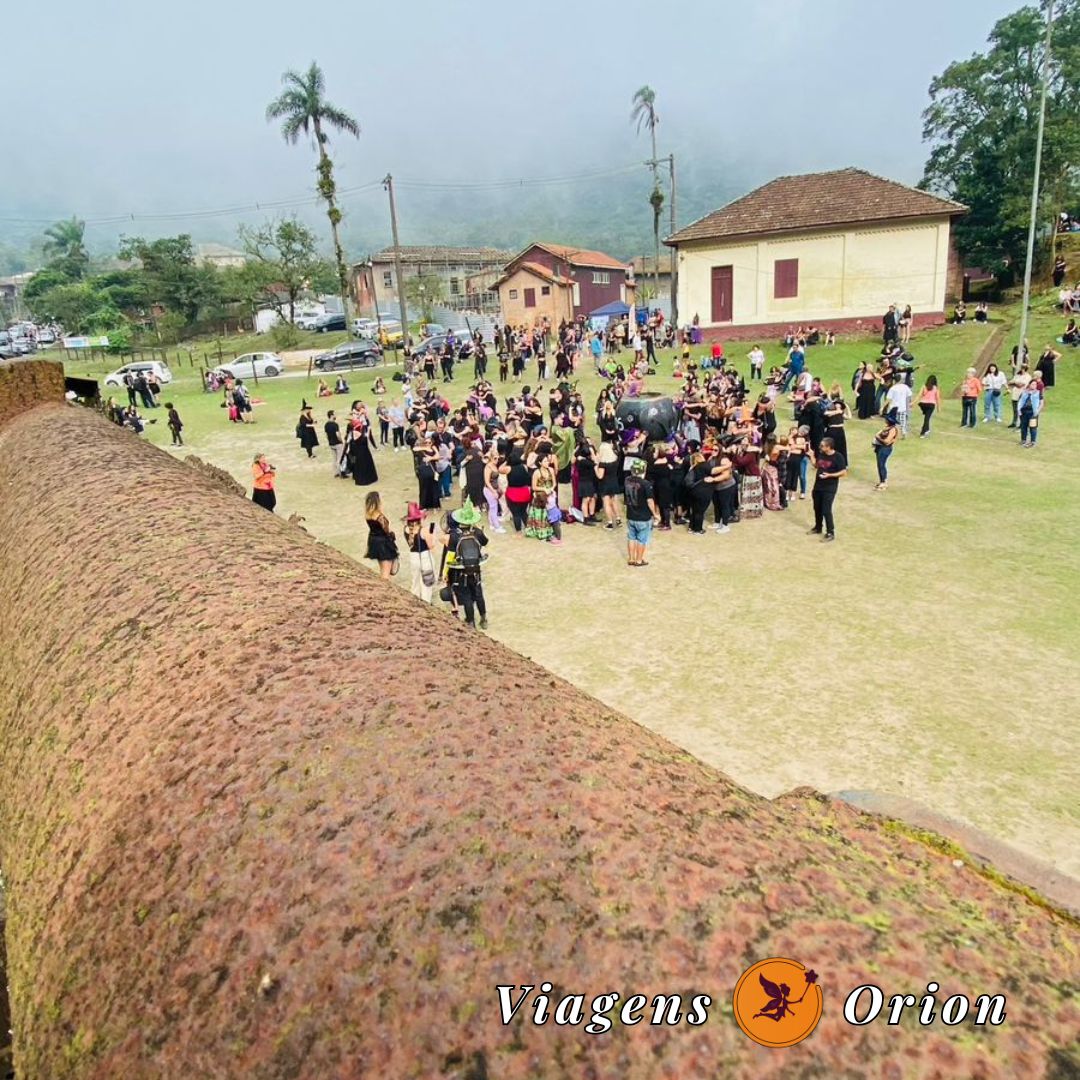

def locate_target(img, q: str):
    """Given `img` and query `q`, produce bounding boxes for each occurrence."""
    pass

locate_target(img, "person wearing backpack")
[446,499,489,629]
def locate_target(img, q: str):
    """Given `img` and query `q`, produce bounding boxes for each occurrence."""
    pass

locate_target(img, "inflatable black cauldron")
[615,393,677,441]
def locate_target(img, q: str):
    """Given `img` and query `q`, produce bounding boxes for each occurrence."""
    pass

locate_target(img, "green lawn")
[70,299,1080,881]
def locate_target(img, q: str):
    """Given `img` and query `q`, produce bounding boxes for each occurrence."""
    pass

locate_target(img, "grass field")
[57,301,1080,880]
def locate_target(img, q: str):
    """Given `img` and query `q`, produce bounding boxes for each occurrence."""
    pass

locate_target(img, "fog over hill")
[2,0,1021,267]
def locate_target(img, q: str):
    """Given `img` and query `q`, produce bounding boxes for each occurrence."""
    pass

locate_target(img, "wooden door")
[711,265,733,323]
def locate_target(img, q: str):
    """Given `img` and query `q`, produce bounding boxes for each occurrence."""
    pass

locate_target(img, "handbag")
[419,549,436,588]
[439,584,453,602]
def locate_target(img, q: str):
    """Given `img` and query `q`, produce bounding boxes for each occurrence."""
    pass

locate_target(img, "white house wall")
[676,217,952,328]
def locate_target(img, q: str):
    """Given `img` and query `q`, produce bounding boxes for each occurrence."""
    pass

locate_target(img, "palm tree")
[43,216,89,278]
[631,86,663,302]
[266,62,359,321]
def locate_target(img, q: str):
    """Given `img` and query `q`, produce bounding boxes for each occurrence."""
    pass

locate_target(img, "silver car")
[216,352,286,379]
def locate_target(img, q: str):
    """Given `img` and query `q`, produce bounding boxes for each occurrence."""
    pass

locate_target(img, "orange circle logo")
[733,957,822,1048]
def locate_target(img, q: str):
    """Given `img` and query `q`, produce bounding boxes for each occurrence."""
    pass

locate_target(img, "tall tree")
[42,216,89,279]
[118,235,221,326]
[266,63,359,323]
[631,86,664,300]
[237,218,337,324]
[920,0,1080,276]
[402,273,446,324]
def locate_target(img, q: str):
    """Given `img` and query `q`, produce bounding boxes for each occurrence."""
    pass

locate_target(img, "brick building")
[494,243,634,327]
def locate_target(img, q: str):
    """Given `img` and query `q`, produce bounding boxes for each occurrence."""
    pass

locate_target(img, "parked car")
[378,320,405,346]
[103,360,174,388]
[215,352,286,379]
[36,328,56,345]
[314,312,347,333]
[313,340,382,371]
[294,312,323,331]
[420,323,447,339]
[414,330,473,359]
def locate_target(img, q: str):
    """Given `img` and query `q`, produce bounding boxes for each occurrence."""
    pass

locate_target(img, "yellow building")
[666,168,966,338]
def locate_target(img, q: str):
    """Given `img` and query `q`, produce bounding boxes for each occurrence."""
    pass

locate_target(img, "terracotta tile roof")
[366,246,515,265]
[493,261,566,289]
[666,168,967,245]
[520,242,629,271]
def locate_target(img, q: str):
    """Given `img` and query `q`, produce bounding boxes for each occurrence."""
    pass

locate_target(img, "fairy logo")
[733,957,823,1048]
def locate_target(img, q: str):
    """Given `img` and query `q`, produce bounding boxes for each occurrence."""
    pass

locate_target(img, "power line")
[0,179,385,228]
[0,157,674,228]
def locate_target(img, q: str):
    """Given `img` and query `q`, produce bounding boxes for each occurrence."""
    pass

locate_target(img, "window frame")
[773,258,799,300]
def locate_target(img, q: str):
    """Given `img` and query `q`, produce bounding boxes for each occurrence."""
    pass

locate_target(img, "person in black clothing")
[473,341,488,381]
[123,372,137,407]
[446,500,489,628]
[297,405,319,458]
[462,443,487,509]
[686,452,716,535]
[807,437,848,542]
[646,443,675,530]
[574,436,599,524]
[882,305,899,346]
[800,392,827,452]
[325,410,344,477]
[165,402,183,446]
[623,458,658,566]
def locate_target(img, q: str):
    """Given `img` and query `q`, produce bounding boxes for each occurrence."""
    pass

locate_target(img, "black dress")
[416,454,441,510]
[1038,351,1057,388]
[365,517,398,563]
[347,426,378,486]
[298,414,319,451]
[825,401,848,459]
[856,377,877,420]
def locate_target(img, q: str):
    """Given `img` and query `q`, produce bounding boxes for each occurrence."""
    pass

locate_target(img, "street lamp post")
[1016,0,1056,368]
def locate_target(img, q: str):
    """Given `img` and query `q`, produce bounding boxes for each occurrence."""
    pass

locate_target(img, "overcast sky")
[3,0,1021,249]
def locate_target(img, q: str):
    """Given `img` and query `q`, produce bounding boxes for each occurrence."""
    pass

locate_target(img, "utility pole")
[668,153,677,329]
[383,174,409,353]
[1017,0,1055,370]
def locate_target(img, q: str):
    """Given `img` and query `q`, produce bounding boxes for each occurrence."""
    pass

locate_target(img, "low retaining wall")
[0,400,1076,1077]
[692,312,947,344]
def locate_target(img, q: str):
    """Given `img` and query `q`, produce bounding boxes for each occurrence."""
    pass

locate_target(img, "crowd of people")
[228,308,1066,625]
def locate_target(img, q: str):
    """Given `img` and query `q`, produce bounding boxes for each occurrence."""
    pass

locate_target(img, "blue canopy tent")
[588,300,630,332]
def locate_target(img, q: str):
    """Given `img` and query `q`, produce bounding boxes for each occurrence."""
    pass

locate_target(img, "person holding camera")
[251,454,277,512]
[403,502,443,603]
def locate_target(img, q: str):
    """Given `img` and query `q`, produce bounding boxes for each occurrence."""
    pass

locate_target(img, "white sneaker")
[983,418,989,423]
[494,526,506,534]
[714,524,730,534]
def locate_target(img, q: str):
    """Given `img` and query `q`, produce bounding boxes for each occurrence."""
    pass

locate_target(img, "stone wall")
[0,358,64,428]
[0,404,1076,1078]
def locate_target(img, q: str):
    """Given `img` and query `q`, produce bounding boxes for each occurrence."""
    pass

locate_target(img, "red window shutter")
[524,288,536,308]
[774,258,799,299]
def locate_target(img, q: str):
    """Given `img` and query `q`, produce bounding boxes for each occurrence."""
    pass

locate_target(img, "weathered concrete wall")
[0,404,1077,1079]
[0,358,64,427]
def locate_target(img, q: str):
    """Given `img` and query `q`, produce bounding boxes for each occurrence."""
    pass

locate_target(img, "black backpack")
[456,531,482,571]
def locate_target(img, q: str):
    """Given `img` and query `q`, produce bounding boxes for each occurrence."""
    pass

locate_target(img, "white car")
[294,313,322,331]
[215,352,286,379]
[104,360,174,388]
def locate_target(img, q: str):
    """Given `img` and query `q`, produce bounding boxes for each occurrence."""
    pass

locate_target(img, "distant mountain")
[0,165,747,268]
